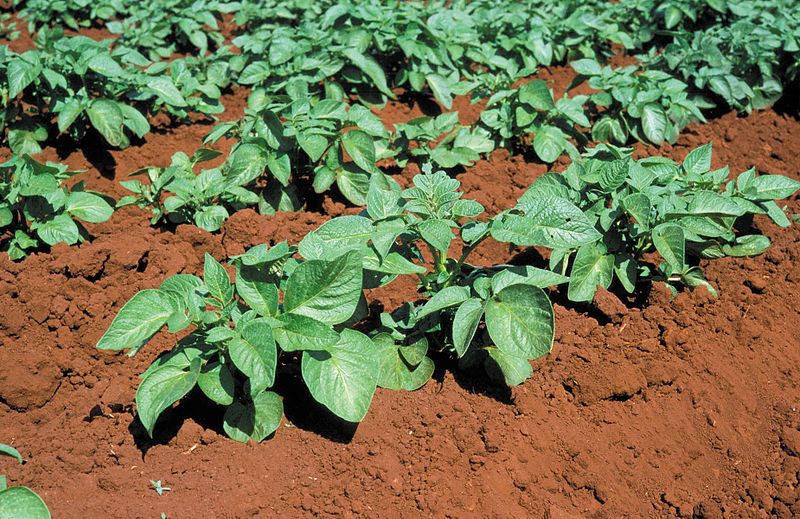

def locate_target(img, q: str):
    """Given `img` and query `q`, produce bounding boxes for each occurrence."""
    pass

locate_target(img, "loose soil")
[2,21,800,518]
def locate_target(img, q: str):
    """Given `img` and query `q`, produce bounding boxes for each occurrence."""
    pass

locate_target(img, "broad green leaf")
[87,53,124,77]
[97,289,174,353]
[18,173,57,196]
[641,103,667,145]
[571,59,602,76]
[65,192,113,223]
[284,250,363,324]
[227,144,268,186]
[273,313,339,352]
[750,175,800,200]
[485,348,532,386]
[204,253,234,306]
[147,77,187,107]
[363,250,425,275]
[197,362,235,405]
[235,267,279,317]
[484,284,554,360]
[652,223,685,271]
[87,99,124,147]
[223,398,254,443]
[342,48,395,99]
[763,200,791,227]
[251,391,284,441]
[722,235,770,257]
[452,298,485,357]
[683,143,713,175]
[519,80,555,110]
[496,197,601,248]
[8,58,40,98]
[491,266,568,293]
[36,213,80,246]
[533,126,566,163]
[614,255,638,293]
[622,193,651,229]
[598,158,630,191]
[56,98,84,132]
[367,179,404,220]
[136,365,199,436]
[415,286,470,320]
[228,319,276,396]
[426,74,453,109]
[0,486,51,519]
[302,329,379,422]
[194,206,228,232]
[341,130,376,173]
[417,218,454,254]
[119,104,149,138]
[374,333,433,391]
[298,215,372,260]
[567,244,614,302]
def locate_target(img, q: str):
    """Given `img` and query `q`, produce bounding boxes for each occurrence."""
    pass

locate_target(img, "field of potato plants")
[2,0,800,516]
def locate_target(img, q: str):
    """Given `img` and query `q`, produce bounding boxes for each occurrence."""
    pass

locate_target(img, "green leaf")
[417,218,454,254]
[36,213,80,246]
[336,167,371,206]
[227,144,268,186]
[567,244,614,302]
[496,197,601,248]
[8,58,39,99]
[519,80,555,111]
[284,250,363,325]
[204,253,234,306]
[532,126,566,163]
[374,333,433,391]
[652,223,685,272]
[18,174,57,196]
[641,103,667,145]
[491,266,568,293]
[136,365,199,436]
[750,175,800,200]
[235,267,279,317]
[485,348,532,386]
[452,298,485,357]
[0,444,22,464]
[298,215,373,260]
[622,193,651,229]
[97,289,174,353]
[367,179,404,220]
[342,48,395,99]
[197,362,235,405]
[571,59,602,76]
[598,158,630,191]
[87,53,124,77]
[302,329,379,422]
[722,235,770,257]
[273,313,339,352]
[415,286,470,320]
[65,192,113,223]
[683,143,713,175]
[0,486,51,519]
[87,99,124,148]
[426,74,454,109]
[222,391,283,443]
[341,130,376,173]
[228,319,277,396]
[614,255,638,293]
[484,284,554,360]
[147,77,187,107]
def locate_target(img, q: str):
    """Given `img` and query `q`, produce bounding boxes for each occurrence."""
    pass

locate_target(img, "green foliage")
[476,79,589,162]
[0,27,221,154]
[98,166,568,440]
[117,147,268,232]
[0,443,51,519]
[206,96,390,208]
[569,60,714,146]
[511,142,800,301]
[0,155,114,260]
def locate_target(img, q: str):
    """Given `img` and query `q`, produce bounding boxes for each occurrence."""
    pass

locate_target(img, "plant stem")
[441,230,490,288]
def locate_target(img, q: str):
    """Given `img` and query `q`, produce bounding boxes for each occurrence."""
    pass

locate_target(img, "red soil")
[2,26,800,518]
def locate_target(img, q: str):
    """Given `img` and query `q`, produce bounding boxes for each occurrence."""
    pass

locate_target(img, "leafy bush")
[505,142,800,301]
[0,28,222,154]
[97,166,572,440]
[0,155,114,260]
[568,59,713,146]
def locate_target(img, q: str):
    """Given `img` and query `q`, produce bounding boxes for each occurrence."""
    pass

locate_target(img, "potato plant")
[505,142,800,301]
[96,166,608,440]
[0,155,114,260]
[0,444,51,519]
